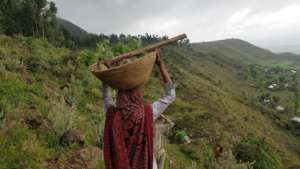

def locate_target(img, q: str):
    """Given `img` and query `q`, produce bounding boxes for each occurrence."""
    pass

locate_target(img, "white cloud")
[227,8,250,24]
[225,4,300,34]
[53,0,300,52]
[127,16,181,36]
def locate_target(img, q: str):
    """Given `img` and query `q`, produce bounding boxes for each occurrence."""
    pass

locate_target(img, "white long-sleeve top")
[102,83,176,120]
[102,83,176,169]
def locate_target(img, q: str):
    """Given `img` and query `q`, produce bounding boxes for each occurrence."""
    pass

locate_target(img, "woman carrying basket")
[102,49,176,169]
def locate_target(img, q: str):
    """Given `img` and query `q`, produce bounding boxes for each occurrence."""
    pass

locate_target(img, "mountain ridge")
[57,18,90,40]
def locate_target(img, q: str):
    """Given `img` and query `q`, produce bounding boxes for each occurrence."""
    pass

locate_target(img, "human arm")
[152,49,176,120]
[155,49,172,84]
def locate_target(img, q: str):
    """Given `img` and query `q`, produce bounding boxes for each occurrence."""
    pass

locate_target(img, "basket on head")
[90,51,157,90]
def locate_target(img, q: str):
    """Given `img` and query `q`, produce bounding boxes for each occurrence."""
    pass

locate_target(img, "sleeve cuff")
[164,82,177,91]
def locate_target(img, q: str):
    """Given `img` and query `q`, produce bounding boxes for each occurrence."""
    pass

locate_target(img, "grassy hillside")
[0,35,299,169]
[193,39,300,68]
[163,44,300,168]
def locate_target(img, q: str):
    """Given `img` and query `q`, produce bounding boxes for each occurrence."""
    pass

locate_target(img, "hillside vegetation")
[0,34,300,169]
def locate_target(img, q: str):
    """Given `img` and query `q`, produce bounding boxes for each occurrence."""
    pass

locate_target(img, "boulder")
[25,115,53,132]
[45,146,103,169]
[60,129,85,147]
[67,146,103,169]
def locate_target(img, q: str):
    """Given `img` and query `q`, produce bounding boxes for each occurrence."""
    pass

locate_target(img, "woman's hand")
[155,48,172,84]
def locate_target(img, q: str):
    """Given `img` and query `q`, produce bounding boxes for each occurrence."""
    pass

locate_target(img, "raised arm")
[102,83,115,112]
[155,49,172,84]
[152,49,176,120]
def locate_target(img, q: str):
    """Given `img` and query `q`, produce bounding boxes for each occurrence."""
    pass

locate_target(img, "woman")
[102,50,176,169]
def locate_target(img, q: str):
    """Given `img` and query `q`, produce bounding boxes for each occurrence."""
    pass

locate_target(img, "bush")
[233,135,282,169]
[76,38,141,67]
[0,124,48,169]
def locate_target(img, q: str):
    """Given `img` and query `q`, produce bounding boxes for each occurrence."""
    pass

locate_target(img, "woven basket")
[90,51,156,90]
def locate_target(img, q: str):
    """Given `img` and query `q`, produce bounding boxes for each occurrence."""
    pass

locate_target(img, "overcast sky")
[52,0,300,53]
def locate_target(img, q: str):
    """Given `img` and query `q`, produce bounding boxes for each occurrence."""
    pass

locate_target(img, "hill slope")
[193,39,300,68]
[57,18,90,40]
[0,35,299,169]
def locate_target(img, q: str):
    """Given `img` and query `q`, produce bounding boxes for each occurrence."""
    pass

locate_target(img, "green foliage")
[77,49,97,66]
[0,34,299,168]
[0,0,73,47]
[233,135,282,169]
[0,36,104,168]
[0,124,48,169]
[76,38,141,66]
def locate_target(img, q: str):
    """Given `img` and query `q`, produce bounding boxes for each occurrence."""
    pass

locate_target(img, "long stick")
[106,34,187,65]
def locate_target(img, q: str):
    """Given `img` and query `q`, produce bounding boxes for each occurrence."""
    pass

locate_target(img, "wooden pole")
[104,34,187,66]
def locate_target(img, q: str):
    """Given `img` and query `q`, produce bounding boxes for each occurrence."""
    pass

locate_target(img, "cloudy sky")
[53,0,300,53]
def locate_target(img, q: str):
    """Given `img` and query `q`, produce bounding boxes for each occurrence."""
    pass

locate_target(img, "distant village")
[247,64,300,135]
[249,64,297,90]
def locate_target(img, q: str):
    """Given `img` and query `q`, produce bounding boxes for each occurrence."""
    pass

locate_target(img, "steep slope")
[57,18,90,40]
[162,45,300,167]
[0,35,299,169]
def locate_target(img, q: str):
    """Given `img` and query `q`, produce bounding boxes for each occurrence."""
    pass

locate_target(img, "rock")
[45,146,103,169]
[289,165,300,169]
[29,104,37,111]
[59,84,70,90]
[64,95,74,107]
[25,115,53,132]
[67,146,103,169]
[213,144,224,159]
[44,156,61,169]
[60,129,85,147]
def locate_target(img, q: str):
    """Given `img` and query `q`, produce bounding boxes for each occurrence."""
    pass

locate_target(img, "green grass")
[0,36,299,168]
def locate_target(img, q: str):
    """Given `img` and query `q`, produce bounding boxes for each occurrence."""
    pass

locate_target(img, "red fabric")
[103,88,153,169]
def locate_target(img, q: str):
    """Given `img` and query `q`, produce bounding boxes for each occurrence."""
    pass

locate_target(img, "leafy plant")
[76,37,141,66]
[233,135,282,169]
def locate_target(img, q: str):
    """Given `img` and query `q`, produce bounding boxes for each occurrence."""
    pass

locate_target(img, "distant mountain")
[192,39,275,63]
[267,44,300,54]
[57,18,90,40]
[192,38,300,67]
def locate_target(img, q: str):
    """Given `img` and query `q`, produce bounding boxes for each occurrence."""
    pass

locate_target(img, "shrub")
[0,124,48,169]
[233,135,282,169]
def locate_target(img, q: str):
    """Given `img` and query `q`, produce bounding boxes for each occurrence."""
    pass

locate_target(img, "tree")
[0,11,3,34]
[0,0,72,46]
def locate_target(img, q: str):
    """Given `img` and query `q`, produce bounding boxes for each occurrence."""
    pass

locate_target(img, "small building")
[291,70,297,74]
[268,83,278,90]
[275,105,285,112]
[291,117,300,123]
[268,85,274,89]
[288,117,300,136]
